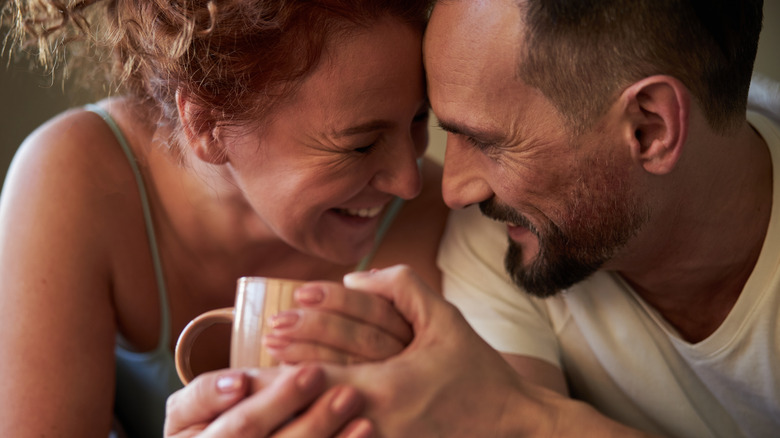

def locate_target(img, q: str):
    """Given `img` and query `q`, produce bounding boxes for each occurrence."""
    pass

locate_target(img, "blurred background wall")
[1,1,778,186]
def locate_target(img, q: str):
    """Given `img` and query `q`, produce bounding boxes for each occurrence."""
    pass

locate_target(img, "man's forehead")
[424,0,523,76]
[424,0,526,117]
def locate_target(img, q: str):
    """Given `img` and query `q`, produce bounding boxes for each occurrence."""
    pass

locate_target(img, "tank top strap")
[85,104,171,352]
[354,196,405,272]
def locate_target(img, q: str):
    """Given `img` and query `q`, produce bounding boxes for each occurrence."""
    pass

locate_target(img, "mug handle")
[174,307,234,385]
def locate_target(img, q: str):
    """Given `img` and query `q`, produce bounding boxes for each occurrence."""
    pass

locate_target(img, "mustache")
[478,199,536,233]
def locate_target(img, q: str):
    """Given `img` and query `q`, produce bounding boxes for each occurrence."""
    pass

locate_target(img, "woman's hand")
[263,281,413,365]
[164,365,372,438]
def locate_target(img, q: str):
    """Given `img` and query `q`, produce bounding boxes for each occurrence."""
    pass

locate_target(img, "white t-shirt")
[439,111,780,438]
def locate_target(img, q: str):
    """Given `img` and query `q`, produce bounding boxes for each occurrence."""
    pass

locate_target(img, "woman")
[0,0,444,436]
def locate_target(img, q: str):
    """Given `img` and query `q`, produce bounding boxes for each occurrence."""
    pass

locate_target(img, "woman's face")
[223,18,429,264]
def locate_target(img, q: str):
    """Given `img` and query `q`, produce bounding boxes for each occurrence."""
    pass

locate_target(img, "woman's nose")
[370,133,424,200]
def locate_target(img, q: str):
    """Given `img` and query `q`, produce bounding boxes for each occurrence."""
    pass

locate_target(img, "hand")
[164,365,373,438]
[324,266,654,438]
[320,265,552,437]
[264,282,413,365]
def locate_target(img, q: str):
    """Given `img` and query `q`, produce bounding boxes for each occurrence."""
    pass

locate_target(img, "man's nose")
[441,134,493,209]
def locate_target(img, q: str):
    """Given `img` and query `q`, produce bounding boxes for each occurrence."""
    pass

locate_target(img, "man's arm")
[333,265,659,437]
[501,353,569,396]
[438,206,569,395]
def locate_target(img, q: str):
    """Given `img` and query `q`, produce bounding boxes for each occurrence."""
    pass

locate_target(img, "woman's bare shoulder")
[0,103,143,436]
[0,101,150,264]
[4,98,155,203]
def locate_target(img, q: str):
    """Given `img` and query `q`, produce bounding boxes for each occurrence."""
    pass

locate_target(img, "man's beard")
[479,170,649,298]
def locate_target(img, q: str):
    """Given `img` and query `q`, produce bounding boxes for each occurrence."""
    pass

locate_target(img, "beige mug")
[175,276,306,385]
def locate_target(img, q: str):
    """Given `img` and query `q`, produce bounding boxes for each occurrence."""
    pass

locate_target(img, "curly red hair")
[2,0,432,136]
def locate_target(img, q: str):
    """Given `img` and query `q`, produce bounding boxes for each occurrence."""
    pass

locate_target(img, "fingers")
[199,366,328,437]
[265,308,405,363]
[334,419,375,438]
[164,369,251,436]
[165,365,372,438]
[343,265,440,332]
[295,283,413,343]
[274,385,373,438]
[263,280,415,364]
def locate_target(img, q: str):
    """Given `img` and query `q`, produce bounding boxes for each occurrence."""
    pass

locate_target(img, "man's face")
[424,0,649,297]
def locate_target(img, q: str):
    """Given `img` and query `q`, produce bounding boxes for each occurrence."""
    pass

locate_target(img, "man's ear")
[620,75,689,175]
[175,89,229,165]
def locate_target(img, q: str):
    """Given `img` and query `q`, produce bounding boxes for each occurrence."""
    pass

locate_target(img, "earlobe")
[175,89,229,165]
[622,75,689,175]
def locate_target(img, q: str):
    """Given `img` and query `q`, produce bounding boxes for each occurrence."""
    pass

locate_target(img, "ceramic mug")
[175,276,306,384]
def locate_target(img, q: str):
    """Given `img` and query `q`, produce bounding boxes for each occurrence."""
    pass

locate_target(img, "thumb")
[164,370,249,436]
[343,265,439,333]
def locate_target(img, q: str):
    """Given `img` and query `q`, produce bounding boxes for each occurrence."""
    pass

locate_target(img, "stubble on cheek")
[502,160,649,298]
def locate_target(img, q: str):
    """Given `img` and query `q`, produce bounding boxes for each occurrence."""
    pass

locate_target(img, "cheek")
[493,160,573,217]
[560,156,637,232]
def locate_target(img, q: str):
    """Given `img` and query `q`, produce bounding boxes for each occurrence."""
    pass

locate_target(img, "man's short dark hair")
[516,0,764,134]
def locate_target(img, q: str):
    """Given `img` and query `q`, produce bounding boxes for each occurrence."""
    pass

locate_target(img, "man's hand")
[264,281,413,365]
[324,265,548,437]
[324,265,656,437]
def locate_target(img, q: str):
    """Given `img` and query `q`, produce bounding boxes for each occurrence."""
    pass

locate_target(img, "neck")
[614,119,772,342]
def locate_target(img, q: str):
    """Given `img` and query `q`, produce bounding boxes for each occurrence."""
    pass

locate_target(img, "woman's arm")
[0,111,121,436]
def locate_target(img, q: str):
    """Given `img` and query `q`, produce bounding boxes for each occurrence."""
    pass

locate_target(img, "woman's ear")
[620,75,689,175]
[175,89,229,165]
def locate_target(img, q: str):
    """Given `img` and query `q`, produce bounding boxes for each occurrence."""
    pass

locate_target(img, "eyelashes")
[354,142,377,154]
[413,111,430,123]
[465,136,495,152]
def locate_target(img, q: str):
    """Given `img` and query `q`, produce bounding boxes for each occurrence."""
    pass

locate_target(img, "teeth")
[343,206,383,218]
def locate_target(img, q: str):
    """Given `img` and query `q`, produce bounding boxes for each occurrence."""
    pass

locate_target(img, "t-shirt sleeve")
[437,206,561,367]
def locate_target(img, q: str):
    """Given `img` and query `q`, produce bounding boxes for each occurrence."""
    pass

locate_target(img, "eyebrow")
[436,119,501,145]
[332,120,395,139]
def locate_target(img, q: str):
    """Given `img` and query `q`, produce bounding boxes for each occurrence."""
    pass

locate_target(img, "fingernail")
[344,270,373,280]
[262,334,291,349]
[343,271,373,288]
[344,418,374,438]
[269,310,299,329]
[296,366,324,392]
[331,386,360,415]
[295,285,324,305]
[216,371,244,393]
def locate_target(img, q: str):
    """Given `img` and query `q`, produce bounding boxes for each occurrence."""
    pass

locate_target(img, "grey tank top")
[87,104,181,438]
[86,104,404,437]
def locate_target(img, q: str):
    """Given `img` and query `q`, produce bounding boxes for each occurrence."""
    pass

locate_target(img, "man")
[166,0,777,436]
[431,0,777,436]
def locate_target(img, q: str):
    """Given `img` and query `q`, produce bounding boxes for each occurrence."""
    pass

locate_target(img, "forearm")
[497,382,661,438]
